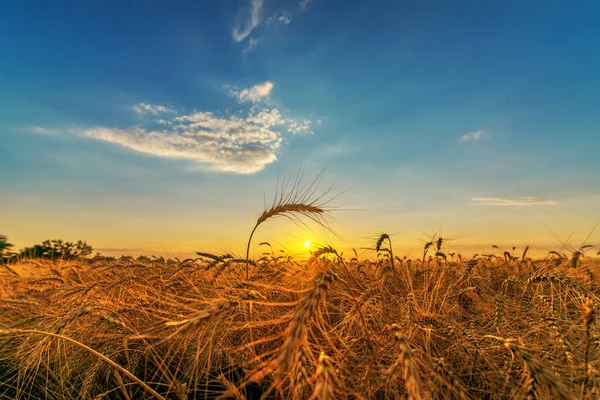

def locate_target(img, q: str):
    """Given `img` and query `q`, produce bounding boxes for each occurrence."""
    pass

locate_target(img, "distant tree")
[0,235,14,261]
[19,239,93,260]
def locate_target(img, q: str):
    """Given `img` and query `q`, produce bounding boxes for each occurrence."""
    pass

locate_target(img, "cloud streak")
[460,130,483,141]
[266,13,292,25]
[77,83,312,174]
[29,126,52,135]
[232,0,264,42]
[133,103,176,115]
[232,0,314,48]
[299,0,317,8]
[472,197,558,206]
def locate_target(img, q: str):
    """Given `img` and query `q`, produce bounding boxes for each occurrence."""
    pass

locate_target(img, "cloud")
[76,85,312,174]
[244,37,262,52]
[133,103,176,115]
[232,0,264,42]
[277,14,292,24]
[460,130,484,141]
[299,0,317,8]
[230,81,274,103]
[287,118,312,134]
[232,0,310,48]
[29,126,52,135]
[266,13,292,25]
[472,197,558,206]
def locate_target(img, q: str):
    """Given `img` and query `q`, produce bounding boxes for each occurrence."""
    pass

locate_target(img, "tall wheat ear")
[245,169,341,279]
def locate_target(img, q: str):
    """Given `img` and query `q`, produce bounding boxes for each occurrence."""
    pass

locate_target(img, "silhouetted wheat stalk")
[376,233,395,270]
[245,170,338,279]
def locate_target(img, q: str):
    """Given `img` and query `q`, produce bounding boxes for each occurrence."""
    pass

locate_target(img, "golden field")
[1,247,599,399]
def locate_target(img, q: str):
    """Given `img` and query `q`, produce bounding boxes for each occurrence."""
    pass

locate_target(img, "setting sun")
[304,241,311,248]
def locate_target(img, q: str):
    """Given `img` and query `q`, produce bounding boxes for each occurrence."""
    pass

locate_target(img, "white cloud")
[244,109,286,128]
[82,124,278,174]
[277,14,292,24]
[245,37,262,52]
[231,81,275,104]
[77,91,312,174]
[287,118,312,134]
[460,130,484,141]
[232,0,264,42]
[299,0,317,8]
[133,103,176,115]
[472,197,558,206]
[231,0,313,49]
[30,126,52,135]
[266,13,292,25]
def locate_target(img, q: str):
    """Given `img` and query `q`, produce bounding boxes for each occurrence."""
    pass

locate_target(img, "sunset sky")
[1,0,599,259]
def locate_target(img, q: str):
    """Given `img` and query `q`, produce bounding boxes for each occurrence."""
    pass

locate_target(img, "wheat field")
[1,245,599,399]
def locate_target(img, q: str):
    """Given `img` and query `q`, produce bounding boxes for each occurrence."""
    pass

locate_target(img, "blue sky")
[1,0,599,257]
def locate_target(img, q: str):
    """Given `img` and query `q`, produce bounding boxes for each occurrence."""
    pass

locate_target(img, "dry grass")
[1,249,600,399]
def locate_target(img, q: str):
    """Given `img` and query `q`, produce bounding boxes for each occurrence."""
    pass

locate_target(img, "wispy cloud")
[232,0,264,42]
[133,103,176,115]
[244,37,262,52]
[299,0,317,8]
[277,14,292,24]
[29,126,52,135]
[230,81,274,103]
[232,0,312,48]
[472,197,558,206]
[266,13,292,25]
[460,130,484,142]
[76,83,312,174]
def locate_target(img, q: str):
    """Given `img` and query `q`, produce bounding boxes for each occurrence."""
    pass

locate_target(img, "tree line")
[0,235,93,263]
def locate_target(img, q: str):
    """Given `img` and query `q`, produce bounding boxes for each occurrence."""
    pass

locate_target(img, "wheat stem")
[0,328,166,400]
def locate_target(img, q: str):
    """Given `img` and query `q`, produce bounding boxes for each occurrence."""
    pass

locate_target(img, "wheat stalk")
[386,323,422,400]
[431,357,469,400]
[245,170,338,279]
[0,328,166,400]
[309,351,336,400]
[376,233,395,271]
[582,303,595,374]
[484,336,571,400]
[293,344,312,400]
[276,270,337,382]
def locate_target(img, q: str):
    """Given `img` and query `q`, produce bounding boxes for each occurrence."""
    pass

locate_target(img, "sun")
[304,241,311,248]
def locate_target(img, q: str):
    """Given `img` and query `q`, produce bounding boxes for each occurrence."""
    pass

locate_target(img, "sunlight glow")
[304,241,311,248]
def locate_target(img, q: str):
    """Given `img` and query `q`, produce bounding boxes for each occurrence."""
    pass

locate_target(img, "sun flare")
[304,241,311,248]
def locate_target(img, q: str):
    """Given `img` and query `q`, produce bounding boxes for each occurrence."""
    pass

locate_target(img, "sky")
[1,0,599,259]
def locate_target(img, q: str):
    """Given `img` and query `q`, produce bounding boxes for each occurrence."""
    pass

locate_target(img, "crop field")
[3,0,598,398]
[1,245,599,399]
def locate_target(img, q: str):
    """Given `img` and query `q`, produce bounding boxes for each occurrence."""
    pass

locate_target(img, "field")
[1,246,599,399]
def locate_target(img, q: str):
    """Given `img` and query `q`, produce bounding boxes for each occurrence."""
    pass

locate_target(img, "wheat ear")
[309,351,336,400]
[386,323,422,400]
[276,270,337,382]
[245,170,338,279]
